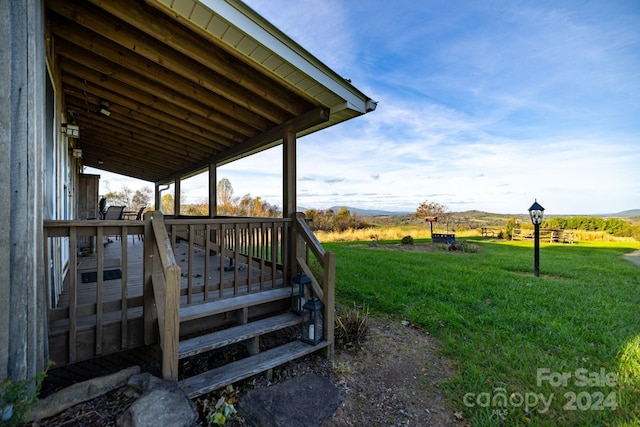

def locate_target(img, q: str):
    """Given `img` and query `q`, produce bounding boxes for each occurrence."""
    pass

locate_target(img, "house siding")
[0,0,49,382]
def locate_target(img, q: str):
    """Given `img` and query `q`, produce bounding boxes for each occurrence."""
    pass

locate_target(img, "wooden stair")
[180,340,329,398]
[176,287,327,398]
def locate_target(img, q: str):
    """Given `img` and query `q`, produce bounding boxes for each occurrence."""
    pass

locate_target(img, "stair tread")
[180,287,291,323]
[179,312,301,359]
[179,340,328,398]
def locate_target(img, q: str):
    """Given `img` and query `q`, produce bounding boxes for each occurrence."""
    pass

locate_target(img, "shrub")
[401,235,414,245]
[334,304,370,350]
[1,368,48,426]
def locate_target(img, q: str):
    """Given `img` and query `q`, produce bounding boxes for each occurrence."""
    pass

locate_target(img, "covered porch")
[44,212,332,396]
[38,0,374,395]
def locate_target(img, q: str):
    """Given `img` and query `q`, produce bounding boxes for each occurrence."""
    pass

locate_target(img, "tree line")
[543,216,638,238]
[102,178,280,217]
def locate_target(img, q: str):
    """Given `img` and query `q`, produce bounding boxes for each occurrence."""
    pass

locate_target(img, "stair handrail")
[143,211,181,380]
[293,213,336,358]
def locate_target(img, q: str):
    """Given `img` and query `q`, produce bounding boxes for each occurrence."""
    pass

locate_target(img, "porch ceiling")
[46,0,375,184]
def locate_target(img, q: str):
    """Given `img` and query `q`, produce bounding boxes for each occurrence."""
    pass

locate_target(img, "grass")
[324,237,640,426]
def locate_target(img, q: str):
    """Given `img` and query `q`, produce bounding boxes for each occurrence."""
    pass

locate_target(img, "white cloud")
[92,0,640,215]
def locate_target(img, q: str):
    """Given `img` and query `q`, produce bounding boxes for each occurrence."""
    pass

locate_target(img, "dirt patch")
[362,242,480,254]
[322,318,460,426]
[29,319,460,426]
[624,250,640,267]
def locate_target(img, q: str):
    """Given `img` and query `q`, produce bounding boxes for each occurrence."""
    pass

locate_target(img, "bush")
[334,304,370,350]
[1,368,48,426]
[401,235,414,245]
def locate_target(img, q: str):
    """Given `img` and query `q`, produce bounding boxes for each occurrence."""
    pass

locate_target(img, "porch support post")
[0,0,49,381]
[174,177,181,217]
[209,163,217,218]
[283,130,297,280]
[154,183,161,212]
[283,130,296,217]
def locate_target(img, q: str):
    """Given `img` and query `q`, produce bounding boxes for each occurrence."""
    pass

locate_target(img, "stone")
[239,374,345,427]
[116,374,197,427]
[27,366,141,422]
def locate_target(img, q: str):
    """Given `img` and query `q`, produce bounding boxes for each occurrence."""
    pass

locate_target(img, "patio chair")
[103,206,125,246]
[131,206,146,243]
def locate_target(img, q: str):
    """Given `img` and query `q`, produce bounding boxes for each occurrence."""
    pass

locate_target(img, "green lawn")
[324,238,640,426]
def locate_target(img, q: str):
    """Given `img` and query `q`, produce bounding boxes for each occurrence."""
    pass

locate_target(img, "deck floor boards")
[50,235,284,340]
[55,237,282,309]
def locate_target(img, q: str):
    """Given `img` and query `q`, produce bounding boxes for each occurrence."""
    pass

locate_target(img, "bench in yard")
[432,233,456,244]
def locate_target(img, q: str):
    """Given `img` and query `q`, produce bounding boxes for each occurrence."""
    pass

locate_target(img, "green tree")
[505,217,519,239]
[162,193,174,215]
[131,187,152,209]
[415,200,448,219]
[104,187,132,207]
[217,178,235,214]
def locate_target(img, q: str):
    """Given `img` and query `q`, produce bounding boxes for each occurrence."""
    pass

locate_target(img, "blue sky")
[93,0,640,215]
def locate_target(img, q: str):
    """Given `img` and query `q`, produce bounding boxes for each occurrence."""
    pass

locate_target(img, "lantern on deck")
[291,272,312,315]
[301,297,324,345]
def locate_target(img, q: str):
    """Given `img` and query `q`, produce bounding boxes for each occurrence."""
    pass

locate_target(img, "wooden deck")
[55,237,281,310]
[44,214,334,396]
[46,218,287,366]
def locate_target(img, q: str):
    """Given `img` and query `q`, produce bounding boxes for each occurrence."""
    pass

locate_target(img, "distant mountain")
[299,206,640,219]
[330,206,411,216]
[611,209,640,218]
[299,206,410,216]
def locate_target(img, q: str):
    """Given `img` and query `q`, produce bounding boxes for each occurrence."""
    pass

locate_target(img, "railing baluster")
[271,222,277,286]
[219,223,226,298]
[247,223,253,292]
[188,224,194,304]
[68,226,78,363]
[96,226,104,356]
[260,222,266,290]
[121,224,129,350]
[204,224,211,301]
[234,223,240,296]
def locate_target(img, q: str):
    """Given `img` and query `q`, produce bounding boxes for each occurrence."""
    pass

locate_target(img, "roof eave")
[151,0,376,125]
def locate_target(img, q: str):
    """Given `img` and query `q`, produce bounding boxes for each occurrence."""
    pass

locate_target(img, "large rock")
[116,373,198,427]
[239,374,345,427]
[27,366,140,422]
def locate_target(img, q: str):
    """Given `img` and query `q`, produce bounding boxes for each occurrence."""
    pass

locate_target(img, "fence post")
[143,211,155,345]
[163,265,180,380]
[322,251,336,360]
[294,213,306,274]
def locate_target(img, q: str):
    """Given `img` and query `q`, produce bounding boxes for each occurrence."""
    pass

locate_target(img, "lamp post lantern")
[528,200,545,277]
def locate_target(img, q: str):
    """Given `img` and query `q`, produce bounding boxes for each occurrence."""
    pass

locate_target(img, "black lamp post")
[528,200,545,277]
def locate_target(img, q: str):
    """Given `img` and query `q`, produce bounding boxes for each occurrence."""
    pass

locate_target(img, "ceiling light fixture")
[62,124,80,137]
[99,99,112,117]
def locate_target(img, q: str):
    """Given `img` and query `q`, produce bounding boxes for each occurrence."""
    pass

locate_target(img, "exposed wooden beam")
[75,117,205,167]
[62,69,231,151]
[55,47,242,145]
[47,1,308,122]
[64,91,225,157]
[77,130,189,171]
[50,21,274,134]
[158,107,329,184]
[89,0,313,115]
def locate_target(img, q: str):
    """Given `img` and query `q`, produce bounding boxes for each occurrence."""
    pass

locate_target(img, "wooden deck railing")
[164,217,291,302]
[43,212,336,371]
[44,219,145,363]
[143,212,180,380]
[293,213,336,358]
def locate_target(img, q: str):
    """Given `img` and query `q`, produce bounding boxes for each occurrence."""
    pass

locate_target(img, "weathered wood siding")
[0,0,49,381]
